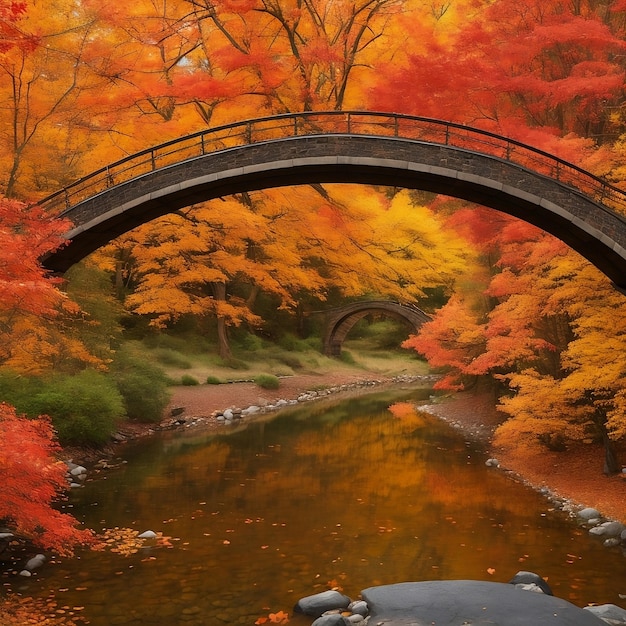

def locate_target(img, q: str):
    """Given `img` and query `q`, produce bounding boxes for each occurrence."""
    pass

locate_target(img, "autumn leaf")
[255,610,289,625]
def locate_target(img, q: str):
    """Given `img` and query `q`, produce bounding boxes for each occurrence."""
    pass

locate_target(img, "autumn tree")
[0,196,103,373]
[0,0,123,199]
[496,261,626,473]
[369,0,626,149]
[366,0,626,471]
[0,196,95,554]
[117,185,468,358]
[86,0,405,138]
[405,202,626,470]
[0,403,94,555]
[184,0,404,113]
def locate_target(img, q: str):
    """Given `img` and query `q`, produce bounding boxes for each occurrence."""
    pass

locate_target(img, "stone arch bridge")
[321,301,431,356]
[38,111,626,292]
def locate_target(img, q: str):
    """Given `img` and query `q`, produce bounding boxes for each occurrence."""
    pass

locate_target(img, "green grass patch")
[154,348,193,369]
[254,374,280,390]
[181,374,200,386]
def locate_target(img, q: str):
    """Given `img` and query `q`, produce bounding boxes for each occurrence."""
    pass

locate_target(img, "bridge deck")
[37,111,626,290]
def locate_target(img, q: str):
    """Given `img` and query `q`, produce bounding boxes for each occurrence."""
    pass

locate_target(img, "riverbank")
[418,391,626,523]
[71,372,626,524]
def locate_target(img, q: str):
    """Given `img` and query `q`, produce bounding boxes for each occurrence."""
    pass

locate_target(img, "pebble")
[137,530,157,539]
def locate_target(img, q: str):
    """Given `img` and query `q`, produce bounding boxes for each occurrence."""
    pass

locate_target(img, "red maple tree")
[0,403,94,555]
[0,196,93,554]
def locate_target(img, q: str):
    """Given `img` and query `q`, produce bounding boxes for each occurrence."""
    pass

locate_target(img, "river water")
[5,387,626,624]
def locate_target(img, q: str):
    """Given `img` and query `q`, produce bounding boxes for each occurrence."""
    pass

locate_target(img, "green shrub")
[277,333,310,352]
[29,370,125,446]
[279,355,303,370]
[254,374,280,390]
[111,347,171,423]
[206,375,222,385]
[181,374,200,386]
[234,331,266,352]
[154,348,192,369]
[339,350,356,365]
[303,336,323,352]
[0,369,44,415]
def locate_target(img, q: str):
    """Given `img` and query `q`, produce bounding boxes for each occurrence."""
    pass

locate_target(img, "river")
[4,387,626,624]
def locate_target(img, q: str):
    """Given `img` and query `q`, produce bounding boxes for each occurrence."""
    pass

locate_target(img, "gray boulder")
[600,521,625,537]
[584,604,626,625]
[294,590,351,617]
[24,553,46,571]
[508,570,553,595]
[578,507,602,521]
[347,600,368,617]
[311,615,352,626]
[361,581,607,625]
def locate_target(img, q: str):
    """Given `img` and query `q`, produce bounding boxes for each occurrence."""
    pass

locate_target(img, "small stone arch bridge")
[37,111,626,291]
[322,301,431,357]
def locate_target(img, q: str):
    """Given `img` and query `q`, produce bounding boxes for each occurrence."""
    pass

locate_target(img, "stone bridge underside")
[322,301,431,356]
[43,134,626,291]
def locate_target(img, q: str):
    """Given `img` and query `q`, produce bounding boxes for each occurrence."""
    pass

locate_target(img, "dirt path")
[164,372,377,418]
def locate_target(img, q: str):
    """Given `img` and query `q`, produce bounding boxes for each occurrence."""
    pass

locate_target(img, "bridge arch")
[39,111,626,291]
[322,301,431,356]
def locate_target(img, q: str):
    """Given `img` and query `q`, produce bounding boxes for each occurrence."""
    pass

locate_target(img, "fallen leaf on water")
[269,610,289,623]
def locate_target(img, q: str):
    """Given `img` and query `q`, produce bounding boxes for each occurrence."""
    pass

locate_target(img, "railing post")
[394,115,399,137]
[200,133,206,155]
[555,161,561,181]
[106,166,113,188]
[151,149,156,171]
[600,182,608,203]
[245,122,252,144]
[445,123,450,145]
[293,115,298,137]
[64,189,70,210]
[347,112,351,134]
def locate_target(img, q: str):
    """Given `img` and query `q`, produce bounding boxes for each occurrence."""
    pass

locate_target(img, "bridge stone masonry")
[322,301,431,356]
[38,111,626,291]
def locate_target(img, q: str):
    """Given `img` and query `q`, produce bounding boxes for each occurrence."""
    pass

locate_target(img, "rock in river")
[361,581,609,625]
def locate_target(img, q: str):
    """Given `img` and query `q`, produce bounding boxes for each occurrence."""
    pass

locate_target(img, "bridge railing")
[35,111,626,216]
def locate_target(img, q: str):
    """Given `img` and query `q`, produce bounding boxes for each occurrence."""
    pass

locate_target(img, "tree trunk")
[216,315,232,360]
[246,284,260,308]
[212,282,233,360]
[601,427,620,475]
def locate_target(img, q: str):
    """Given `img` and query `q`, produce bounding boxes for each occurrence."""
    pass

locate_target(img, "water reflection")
[8,388,626,625]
